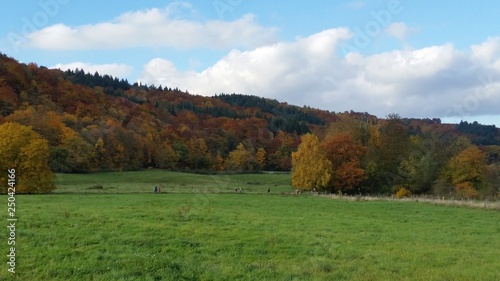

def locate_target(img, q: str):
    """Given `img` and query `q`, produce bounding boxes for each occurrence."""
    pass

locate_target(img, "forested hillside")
[1,53,499,197]
[0,53,337,174]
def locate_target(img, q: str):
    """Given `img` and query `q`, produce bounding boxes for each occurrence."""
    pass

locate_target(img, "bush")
[455,182,479,199]
[395,187,411,198]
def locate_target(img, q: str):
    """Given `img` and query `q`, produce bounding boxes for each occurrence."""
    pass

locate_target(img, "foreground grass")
[1,194,499,280]
[54,170,294,194]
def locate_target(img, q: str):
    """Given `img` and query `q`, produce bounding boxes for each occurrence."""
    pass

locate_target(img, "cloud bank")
[138,30,500,120]
[24,6,277,50]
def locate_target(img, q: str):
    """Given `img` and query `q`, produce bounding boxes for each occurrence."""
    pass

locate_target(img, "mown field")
[1,171,499,280]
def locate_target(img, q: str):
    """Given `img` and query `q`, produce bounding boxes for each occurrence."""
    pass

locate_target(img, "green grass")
[1,171,499,280]
[54,170,294,194]
[2,194,500,280]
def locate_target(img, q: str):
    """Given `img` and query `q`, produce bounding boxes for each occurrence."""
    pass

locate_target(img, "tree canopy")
[0,122,55,193]
[291,134,332,191]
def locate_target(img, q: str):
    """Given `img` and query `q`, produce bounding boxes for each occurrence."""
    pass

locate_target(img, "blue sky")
[1,0,500,126]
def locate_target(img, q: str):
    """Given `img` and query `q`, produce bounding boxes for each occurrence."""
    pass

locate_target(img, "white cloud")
[139,28,352,100]
[51,62,133,78]
[138,31,500,123]
[362,44,459,81]
[471,36,500,65]
[385,22,413,41]
[23,6,277,51]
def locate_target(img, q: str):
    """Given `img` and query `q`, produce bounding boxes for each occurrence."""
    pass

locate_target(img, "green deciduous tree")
[60,135,96,172]
[154,141,179,169]
[365,114,410,193]
[187,138,210,170]
[399,136,440,193]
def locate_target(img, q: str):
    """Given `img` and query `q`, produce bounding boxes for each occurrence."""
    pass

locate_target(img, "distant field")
[2,193,500,280]
[54,170,294,194]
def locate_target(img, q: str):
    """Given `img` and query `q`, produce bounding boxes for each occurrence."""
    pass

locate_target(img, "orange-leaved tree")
[443,145,488,198]
[321,133,367,193]
[291,133,332,191]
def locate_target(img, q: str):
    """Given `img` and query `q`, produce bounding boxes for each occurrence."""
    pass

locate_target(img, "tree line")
[291,114,500,199]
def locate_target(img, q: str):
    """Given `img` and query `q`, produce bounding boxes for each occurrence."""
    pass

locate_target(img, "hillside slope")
[0,53,343,172]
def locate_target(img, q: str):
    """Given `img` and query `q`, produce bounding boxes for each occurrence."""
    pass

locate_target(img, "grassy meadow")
[53,170,294,194]
[1,171,499,280]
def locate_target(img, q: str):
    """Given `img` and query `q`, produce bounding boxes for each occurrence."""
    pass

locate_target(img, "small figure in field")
[235,187,238,192]
[153,186,158,193]
[267,188,271,193]
[239,187,242,193]
[158,187,161,193]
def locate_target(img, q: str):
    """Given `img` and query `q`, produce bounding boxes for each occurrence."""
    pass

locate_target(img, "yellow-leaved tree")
[255,148,266,170]
[226,143,253,171]
[0,122,55,193]
[291,133,332,191]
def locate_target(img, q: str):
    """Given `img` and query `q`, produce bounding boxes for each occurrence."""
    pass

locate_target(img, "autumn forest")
[1,53,499,198]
